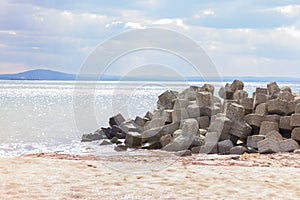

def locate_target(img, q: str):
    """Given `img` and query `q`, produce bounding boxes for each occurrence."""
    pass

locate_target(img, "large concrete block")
[265,130,283,141]
[263,115,281,123]
[259,121,279,135]
[295,103,300,114]
[225,103,245,121]
[278,91,294,101]
[240,97,253,114]
[230,146,247,155]
[245,114,264,128]
[134,116,149,127]
[197,116,210,129]
[109,113,126,127]
[157,90,178,109]
[143,118,165,130]
[257,138,280,153]
[187,104,200,118]
[208,116,232,141]
[278,139,299,152]
[247,135,266,149]
[267,82,280,97]
[218,84,234,100]
[230,80,244,91]
[125,132,142,148]
[253,93,268,108]
[290,114,300,127]
[172,108,189,123]
[200,83,215,95]
[233,90,248,101]
[255,103,268,115]
[267,99,288,115]
[218,140,234,154]
[229,121,252,139]
[173,99,189,109]
[199,142,218,154]
[256,88,268,94]
[291,127,300,142]
[279,116,292,131]
[162,110,173,123]
[196,91,213,107]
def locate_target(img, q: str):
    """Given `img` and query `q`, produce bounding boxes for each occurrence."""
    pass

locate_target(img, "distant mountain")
[0,69,300,82]
[0,69,76,80]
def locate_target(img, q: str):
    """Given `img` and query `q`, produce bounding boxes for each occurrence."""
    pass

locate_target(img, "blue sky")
[1,0,300,77]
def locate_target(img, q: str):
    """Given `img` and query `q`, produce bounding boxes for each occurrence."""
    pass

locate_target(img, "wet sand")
[0,152,299,199]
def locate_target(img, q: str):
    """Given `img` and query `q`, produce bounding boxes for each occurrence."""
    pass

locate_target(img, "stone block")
[144,111,153,120]
[141,127,162,143]
[278,139,299,152]
[134,116,149,127]
[196,91,213,107]
[267,82,280,97]
[245,114,264,128]
[185,92,196,101]
[255,103,268,115]
[162,110,173,123]
[173,99,189,109]
[109,113,125,127]
[225,103,245,121]
[233,90,248,101]
[291,127,300,142]
[187,104,200,118]
[265,130,283,141]
[253,93,268,108]
[247,135,266,149]
[229,121,252,139]
[208,116,232,141]
[295,103,300,114]
[190,135,205,147]
[125,132,142,148]
[279,116,292,131]
[267,99,288,115]
[240,98,253,114]
[263,115,281,123]
[259,121,279,135]
[230,80,244,91]
[160,134,173,147]
[256,88,268,94]
[218,84,234,100]
[199,142,218,154]
[201,83,215,95]
[257,138,280,153]
[230,146,247,155]
[159,122,180,136]
[218,140,234,154]
[278,91,294,101]
[197,116,210,129]
[157,90,178,109]
[191,146,201,154]
[181,119,198,137]
[172,108,189,123]
[143,118,165,130]
[205,132,219,144]
[290,114,300,127]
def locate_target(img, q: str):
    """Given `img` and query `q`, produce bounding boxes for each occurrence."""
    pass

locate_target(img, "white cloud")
[194,9,216,19]
[124,22,146,29]
[274,5,300,17]
[203,10,216,16]
[0,30,17,35]
[105,20,123,28]
[153,18,188,30]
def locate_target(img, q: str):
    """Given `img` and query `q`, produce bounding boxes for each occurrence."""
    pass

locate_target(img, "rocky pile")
[82,80,300,155]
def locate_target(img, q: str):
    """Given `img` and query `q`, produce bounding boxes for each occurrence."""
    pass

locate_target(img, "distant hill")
[0,69,76,80]
[0,69,299,82]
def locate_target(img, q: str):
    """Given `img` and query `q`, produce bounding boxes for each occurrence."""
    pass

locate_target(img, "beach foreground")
[0,152,299,200]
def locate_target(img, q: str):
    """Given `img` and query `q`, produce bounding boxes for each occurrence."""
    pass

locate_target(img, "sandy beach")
[0,152,299,200]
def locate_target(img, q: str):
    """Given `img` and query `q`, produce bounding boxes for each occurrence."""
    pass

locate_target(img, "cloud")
[272,5,300,17]
[124,22,146,29]
[153,18,188,30]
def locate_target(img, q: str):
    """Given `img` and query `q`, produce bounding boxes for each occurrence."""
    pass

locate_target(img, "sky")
[1,0,300,77]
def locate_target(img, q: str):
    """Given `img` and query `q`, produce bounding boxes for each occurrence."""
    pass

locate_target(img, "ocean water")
[0,80,299,157]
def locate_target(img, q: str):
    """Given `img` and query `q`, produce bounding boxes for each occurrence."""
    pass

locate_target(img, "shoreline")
[0,152,299,199]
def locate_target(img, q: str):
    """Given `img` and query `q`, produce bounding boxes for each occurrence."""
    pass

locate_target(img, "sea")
[1,80,300,157]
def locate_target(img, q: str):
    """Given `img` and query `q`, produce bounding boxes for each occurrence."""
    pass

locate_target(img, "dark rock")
[141,141,162,150]
[191,146,201,154]
[160,134,173,147]
[114,145,128,152]
[218,140,234,154]
[99,140,112,146]
[259,121,279,135]
[291,127,300,142]
[109,113,125,127]
[247,135,266,149]
[230,146,247,155]
[81,129,107,142]
[124,132,142,148]
[157,90,178,110]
